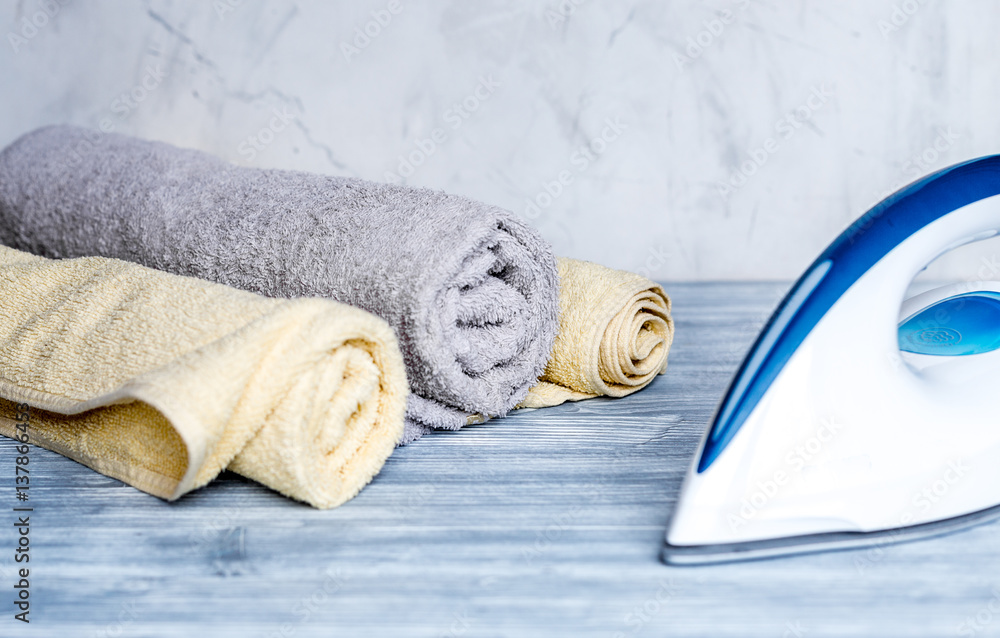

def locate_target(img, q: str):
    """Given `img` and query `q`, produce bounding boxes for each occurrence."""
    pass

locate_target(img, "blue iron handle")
[699,155,1000,473]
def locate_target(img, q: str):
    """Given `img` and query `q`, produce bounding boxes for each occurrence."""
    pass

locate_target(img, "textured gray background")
[3,0,1000,280]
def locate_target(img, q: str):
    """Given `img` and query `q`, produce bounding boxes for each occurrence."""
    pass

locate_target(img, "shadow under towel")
[0,125,559,444]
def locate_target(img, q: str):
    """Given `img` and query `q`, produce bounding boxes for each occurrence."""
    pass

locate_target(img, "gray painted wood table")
[2,282,999,637]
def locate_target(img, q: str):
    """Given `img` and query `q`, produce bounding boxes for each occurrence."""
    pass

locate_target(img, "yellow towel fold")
[0,246,407,508]
[521,257,673,408]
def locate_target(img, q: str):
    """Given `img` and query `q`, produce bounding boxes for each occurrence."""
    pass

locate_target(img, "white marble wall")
[2,0,999,281]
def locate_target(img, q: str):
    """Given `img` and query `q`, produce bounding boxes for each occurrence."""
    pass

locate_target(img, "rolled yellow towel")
[0,246,407,508]
[520,257,673,408]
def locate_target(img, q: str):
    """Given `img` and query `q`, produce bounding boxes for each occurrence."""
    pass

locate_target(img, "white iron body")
[665,169,1000,564]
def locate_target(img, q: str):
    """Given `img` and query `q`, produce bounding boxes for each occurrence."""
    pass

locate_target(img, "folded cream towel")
[520,257,673,408]
[0,246,407,508]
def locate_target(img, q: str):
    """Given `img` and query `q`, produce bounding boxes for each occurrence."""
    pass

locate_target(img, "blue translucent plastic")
[697,155,1000,473]
[898,291,1000,356]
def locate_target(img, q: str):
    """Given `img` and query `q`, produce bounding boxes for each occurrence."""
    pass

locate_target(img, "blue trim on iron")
[697,155,1000,473]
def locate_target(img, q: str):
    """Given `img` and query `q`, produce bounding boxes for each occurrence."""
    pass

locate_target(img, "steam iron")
[664,155,1000,565]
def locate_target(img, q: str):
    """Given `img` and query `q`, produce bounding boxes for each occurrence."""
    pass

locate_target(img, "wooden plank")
[2,282,998,637]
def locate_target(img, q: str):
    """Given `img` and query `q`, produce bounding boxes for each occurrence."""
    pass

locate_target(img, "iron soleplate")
[662,501,1000,566]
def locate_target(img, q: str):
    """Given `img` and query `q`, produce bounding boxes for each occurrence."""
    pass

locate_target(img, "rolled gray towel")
[0,125,558,444]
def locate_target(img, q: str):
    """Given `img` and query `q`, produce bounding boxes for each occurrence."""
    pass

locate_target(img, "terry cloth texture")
[520,257,673,408]
[0,125,559,444]
[0,246,407,508]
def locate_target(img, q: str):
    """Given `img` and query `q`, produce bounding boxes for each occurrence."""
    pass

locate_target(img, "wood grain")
[2,281,999,637]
